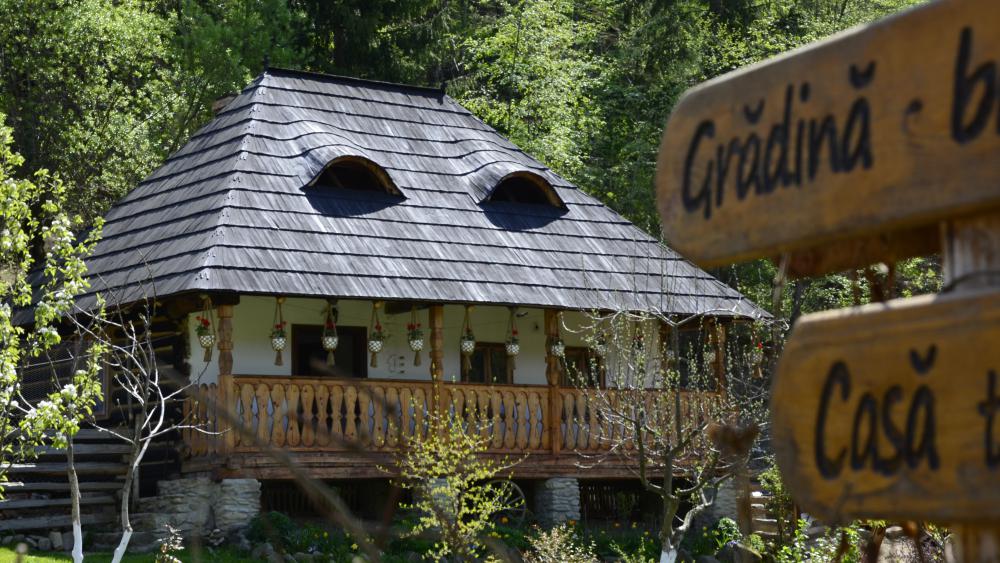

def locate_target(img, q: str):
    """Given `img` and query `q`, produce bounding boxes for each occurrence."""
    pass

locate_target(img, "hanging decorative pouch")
[407,305,424,367]
[369,301,384,368]
[271,296,287,366]
[505,307,520,372]
[196,295,216,362]
[460,305,476,373]
[549,311,566,359]
[323,300,339,366]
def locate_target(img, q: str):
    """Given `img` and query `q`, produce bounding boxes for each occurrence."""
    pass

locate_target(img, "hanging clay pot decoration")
[407,305,424,367]
[549,337,566,358]
[369,302,384,368]
[704,348,717,365]
[271,297,287,366]
[460,306,476,373]
[322,301,339,366]
[593,333,608,359]
[195,295,216,362]
[504,307,520,379]
[750,342,764,366]
[549,311,565,358]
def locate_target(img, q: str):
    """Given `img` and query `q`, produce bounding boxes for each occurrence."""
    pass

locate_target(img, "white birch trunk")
[67,440,84,563]
[659,548,678,563]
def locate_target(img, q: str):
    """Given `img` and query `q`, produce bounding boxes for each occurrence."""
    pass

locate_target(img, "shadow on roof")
[301,187,402,218]
[479,201,567,231]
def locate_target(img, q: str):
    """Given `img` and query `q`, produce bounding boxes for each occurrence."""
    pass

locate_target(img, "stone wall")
[534,477,581,527]
[141,477,260,536]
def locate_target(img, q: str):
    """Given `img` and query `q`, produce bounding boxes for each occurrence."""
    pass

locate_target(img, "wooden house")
[4,68,766,535]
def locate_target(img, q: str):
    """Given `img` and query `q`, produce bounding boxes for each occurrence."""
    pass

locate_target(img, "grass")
[0,547,249,562]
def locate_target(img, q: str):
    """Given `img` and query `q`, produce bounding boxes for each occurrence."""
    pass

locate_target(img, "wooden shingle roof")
[84,68,765,317]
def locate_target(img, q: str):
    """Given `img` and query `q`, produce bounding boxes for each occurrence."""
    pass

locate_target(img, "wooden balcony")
[182,376,720,479]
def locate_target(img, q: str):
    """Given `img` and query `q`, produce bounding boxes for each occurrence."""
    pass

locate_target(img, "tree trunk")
[111,415,148,563]
[67,439,83,563]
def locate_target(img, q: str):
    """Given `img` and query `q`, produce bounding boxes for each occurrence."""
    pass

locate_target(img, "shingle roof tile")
[83,68,766,319]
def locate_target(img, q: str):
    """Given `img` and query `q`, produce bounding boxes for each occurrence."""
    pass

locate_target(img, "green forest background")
[0,0,939,319]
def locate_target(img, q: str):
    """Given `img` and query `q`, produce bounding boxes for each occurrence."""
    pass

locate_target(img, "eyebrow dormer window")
[311,156,402,196]
[487,171,563,207]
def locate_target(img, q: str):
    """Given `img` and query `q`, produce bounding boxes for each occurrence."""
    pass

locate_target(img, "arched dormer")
[309,155,402,197]
[485,171,563,207]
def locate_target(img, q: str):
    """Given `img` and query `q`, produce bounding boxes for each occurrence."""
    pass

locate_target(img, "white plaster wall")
[189,296,593,386]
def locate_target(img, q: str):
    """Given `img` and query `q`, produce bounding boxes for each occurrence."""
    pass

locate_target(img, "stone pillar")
[535,477,580,527]
[214,479,261,533]
[706,479,741,523]
[152,478,215,534]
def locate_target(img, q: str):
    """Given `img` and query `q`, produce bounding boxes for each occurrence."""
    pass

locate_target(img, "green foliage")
[391,408,522,561]
[773,519,862,563]
[0,115,104,496]
[683,517,742,557]
[246,511,298,550]
[524,524,600,563]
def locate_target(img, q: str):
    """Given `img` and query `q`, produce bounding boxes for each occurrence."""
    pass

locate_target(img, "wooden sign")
[772,288,1000,523]
[655,0,1000,274]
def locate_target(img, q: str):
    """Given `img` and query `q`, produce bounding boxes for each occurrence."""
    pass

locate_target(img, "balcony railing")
[182,376,719,459]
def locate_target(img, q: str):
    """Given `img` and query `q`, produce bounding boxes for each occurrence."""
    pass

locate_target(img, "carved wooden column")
[545,309,561,454]
[943,212,1000,562]
[217,303,235,454]
[429,304,444,417]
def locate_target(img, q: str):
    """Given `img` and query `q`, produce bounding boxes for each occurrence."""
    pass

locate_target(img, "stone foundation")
[141,477,260,536]
[534,477,580,527]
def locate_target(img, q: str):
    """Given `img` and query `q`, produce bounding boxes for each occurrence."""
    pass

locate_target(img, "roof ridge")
[264,67,446,97]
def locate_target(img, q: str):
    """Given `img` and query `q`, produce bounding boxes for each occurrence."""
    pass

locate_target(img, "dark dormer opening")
[311,156,402,197]
[487,171,563,207]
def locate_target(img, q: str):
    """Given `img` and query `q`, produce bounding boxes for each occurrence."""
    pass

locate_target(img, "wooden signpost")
[772,289,1000,523]
[655,0,1000,276]
[653,0,1000,559]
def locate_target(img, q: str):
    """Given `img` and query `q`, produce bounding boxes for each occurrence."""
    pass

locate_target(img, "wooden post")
[429,304,444,417]
[943,212,1000,562]
[545,309,561,454]
[217,303,234,454]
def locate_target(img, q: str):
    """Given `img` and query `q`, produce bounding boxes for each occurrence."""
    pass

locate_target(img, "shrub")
[524,524,599,563]
[247,511,297,549]
[683,517,742,556]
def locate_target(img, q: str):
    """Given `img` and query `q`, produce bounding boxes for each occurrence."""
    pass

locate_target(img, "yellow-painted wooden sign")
[772,289,1000,523]
[656,0,1000,273]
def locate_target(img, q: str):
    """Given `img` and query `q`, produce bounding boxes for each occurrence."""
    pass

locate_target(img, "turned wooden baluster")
[301,385,315,447]
[255,383,270,445]
[490,391,503,449]
[344,385,358,444]
[575,392,588,450]
[412,388,426,440]
[386,386,401,449]
[476,390,490,441]
[562,392,575,451]
[286,384,301,447]
[502,391,517,450]
[317,385,331,447]
[369,386,386,448]
[528,392,542,449]
[399,387,412,444]
[271,384,287,447]
[515,390,529,449]
[239,383,254,448]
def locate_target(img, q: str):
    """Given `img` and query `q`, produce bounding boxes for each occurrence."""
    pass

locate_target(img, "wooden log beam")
[429,304,444,416]
[217,303,234,454]
[942,211,1000,561]
[545,309,561,454]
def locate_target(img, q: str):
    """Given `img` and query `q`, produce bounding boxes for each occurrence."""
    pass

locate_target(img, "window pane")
[293,325,367,378]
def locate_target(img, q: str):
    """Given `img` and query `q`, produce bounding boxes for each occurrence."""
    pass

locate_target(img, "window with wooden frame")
[561,346,604,387]
[461,342,511,384]
[292,324,368,378]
